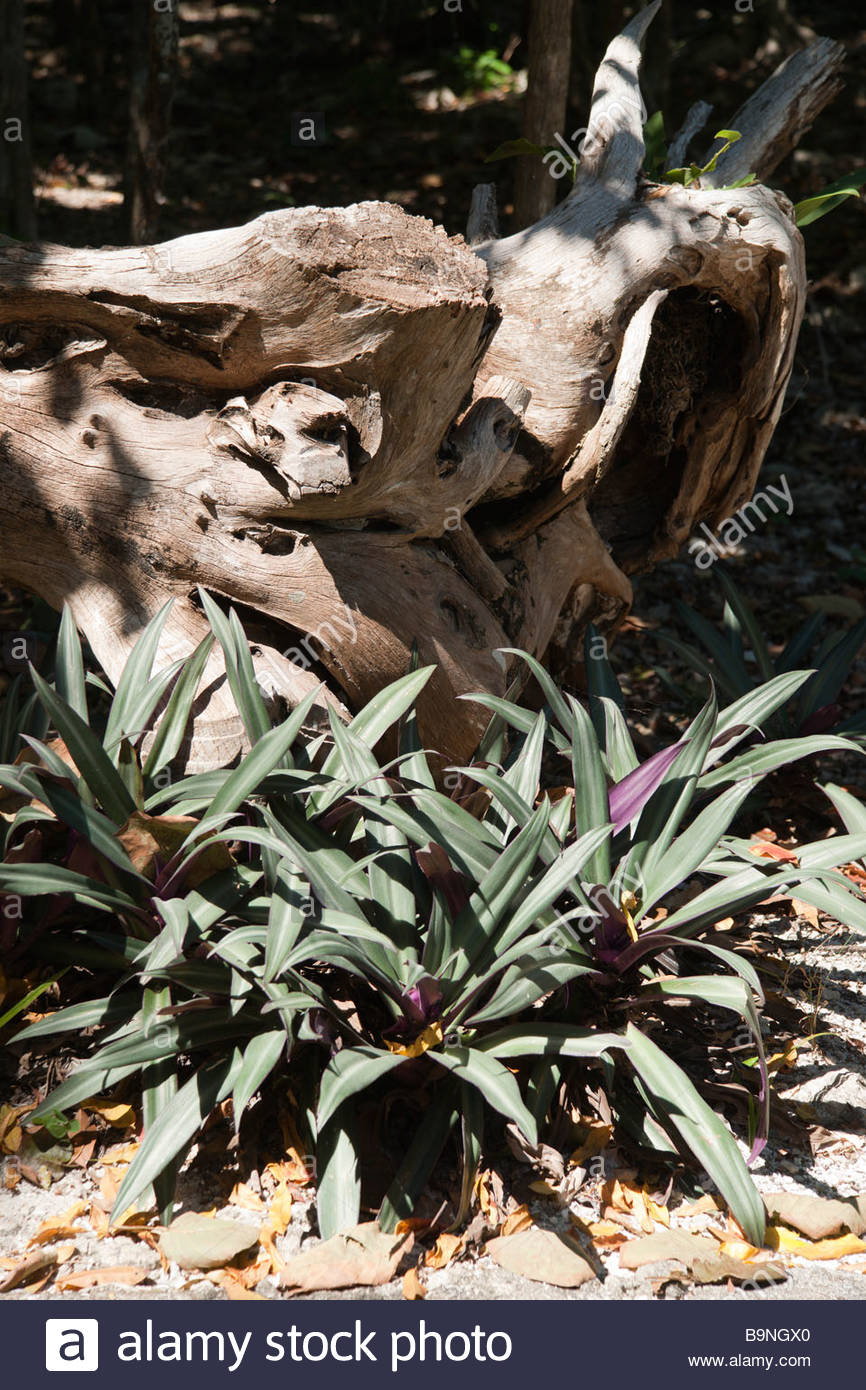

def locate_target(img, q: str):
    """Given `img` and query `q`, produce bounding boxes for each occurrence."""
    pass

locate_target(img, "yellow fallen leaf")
[766,1040,800,1073]
[528,1179,560,1198]
[89,1202,111,1238]
[718,1239,762,1261]
[402,1266,427,1300]
[570,1123,614,1166]
[229,1182,265,1212]
[267,1181,293,1236]
[474,1170,496,1217]
[586,1219,629,1249]
[102,1142,140,1165]
[425,1233,463,1270]
[266,1153,312,1187]
[766,1226,866,1260]
[385,1021,443,1058]
[27,1201,87,1247]
[211,1269,267,1300]
[83,1099,136,1128]
[501,1205,533,1237]
[0,1102,34,1155]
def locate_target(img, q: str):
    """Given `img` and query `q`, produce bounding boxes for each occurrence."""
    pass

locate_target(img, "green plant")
[663,128,754,189]
[452,45,514,93]
[656,566,866,742]
[4,604,865,1248]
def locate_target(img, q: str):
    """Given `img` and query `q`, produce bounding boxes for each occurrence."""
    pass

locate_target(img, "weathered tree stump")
[0,6,844,769]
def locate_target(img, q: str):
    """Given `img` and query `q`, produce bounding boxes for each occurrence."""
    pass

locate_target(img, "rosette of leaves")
[3,605,864,1248]
[656,567,866,742]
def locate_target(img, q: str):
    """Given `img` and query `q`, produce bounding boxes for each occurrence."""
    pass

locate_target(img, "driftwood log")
[0,6,844,770]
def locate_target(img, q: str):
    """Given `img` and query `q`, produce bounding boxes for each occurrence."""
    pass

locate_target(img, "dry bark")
[0,7,845,771]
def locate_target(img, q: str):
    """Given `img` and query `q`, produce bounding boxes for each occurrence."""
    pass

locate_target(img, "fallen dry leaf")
[766,1225,866,1261]
[117,811,233,886]
[586,1219,629,1250]
[266,1181,293,1236]
[691,1255,787,1286]
[570,1123,614,1166]
[789,897,821,928]
[0,1248,57,1292]
[27,1200,87,1247]
[82,1099,136,1129]
[158,1213,261,1271]
[619,1230,718,1270]
[402,1266,427,1300]
[228,1181,265,1212]
[750,841,798,863]
[500,1205,533,1238]
[766,1039,801,1073]
[102,1141,140,1165]
[485,1228,596,1289]
[601,1178,667,1233]
[424,1233,463,1270]
[279,1223,413,1295]
[677,1194,725,1218]
[763,1192,866,1241]
[210,1269,267,1300]
[717,1239,763,1262]
[56,1266,149,1290]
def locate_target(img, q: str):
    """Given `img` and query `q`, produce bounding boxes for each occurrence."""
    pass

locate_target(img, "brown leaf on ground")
[505,1124,565,1179]
[677,1194,725,1218]
[763,1192,866,1241]
[500,1205,533,1238]
[402,1266,427,1300]
[485,1228,596,1289]
[280,1223,413,1294]
[0,1103,34,1155]
[569,1122,614,1166]
[82,1099,136,1129]
[789,898,821,928]
[27,1200,87,1246]
[690,1255,787,1286]
[619,1230,718,1270]
[585,1219,629,1250]
[211,1269,268,1300]
[158,1213,262,1271]
[228,1182,266,1212]
[56,1266,149,1290]
[0,1248,57,1292]
[601,1178,668,1233]
[424,1233,463,1269]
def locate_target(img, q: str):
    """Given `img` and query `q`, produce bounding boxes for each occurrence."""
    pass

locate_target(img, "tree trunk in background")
[0,8,845,774]
[513,0,574,230]
[127,0,180,244]
[0,0,37,241]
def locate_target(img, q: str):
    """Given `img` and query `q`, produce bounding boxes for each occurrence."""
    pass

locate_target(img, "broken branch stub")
[0,10,844,771]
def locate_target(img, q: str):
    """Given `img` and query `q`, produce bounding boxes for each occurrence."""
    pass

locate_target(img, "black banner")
[1,1298,855,1388]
